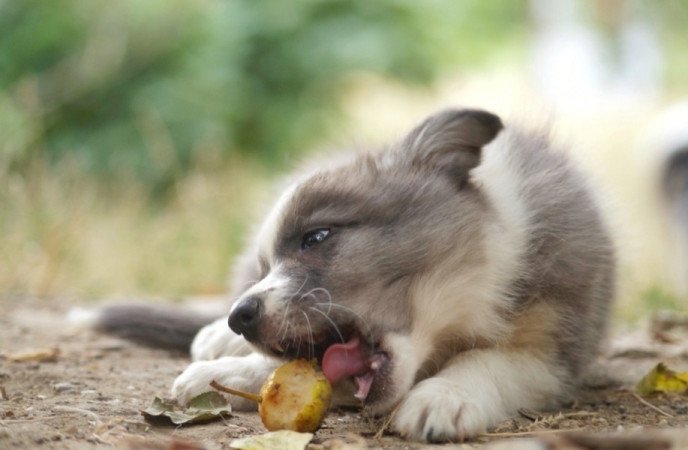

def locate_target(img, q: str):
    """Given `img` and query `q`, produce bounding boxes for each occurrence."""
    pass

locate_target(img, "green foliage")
[642,285,682,312]
[657,0,688,94]
[0,0,526,197]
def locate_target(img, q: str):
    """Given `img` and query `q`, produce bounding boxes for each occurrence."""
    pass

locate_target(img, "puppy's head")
[228,109,503,411]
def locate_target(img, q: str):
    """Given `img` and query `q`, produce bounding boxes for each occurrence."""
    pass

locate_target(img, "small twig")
[518,407,543,421]
[480,427,585,438]
[631,392,674,418]
[374,403,401,439]
[0,386,7,401]
[209,380,262,403]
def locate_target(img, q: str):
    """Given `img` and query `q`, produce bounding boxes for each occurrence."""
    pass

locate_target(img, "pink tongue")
[321,337,367,385]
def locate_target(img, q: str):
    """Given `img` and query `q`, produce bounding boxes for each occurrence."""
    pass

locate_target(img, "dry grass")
[0,156,271,299]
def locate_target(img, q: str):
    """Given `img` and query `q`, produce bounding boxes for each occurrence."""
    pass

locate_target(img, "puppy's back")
[485,127,615,380]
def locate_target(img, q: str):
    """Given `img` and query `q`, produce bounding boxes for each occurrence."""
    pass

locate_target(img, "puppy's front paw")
[190,319,250,361]
[393,378,491,442]
[172,354,275,410]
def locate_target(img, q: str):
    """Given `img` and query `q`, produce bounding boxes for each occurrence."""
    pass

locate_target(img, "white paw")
[171,353,277,410]
[190,318,250,361]
[393,378,493,442]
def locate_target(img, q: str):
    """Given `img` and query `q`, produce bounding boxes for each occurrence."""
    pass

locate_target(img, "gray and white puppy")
[120,109,616,442]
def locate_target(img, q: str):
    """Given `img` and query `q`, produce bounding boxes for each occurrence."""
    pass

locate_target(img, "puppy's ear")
[401,109,503,188]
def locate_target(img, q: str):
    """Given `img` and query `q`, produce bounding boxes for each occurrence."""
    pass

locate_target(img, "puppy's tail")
[69,304,218,353]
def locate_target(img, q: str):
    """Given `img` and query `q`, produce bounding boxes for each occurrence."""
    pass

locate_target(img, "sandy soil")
[1,295,688,449]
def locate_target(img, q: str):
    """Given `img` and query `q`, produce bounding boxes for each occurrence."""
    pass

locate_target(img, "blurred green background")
[1,0,687,315]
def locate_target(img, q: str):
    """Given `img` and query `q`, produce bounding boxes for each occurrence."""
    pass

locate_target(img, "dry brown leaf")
[141,392,231,425]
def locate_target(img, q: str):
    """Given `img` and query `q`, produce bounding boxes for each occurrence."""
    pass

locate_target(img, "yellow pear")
[211,359,332,433]
[259,359,332,432]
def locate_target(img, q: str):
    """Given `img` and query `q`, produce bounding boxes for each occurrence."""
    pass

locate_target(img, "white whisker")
[275,275,309,344]
[276,301,291,340]
[313,302,374,346]
[302,311,315,360]
[289,274,309,300]
[309,307,345,343]
[302,288,333,313]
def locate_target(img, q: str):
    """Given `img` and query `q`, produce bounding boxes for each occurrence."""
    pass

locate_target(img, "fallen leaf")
[636,362,688,395]
[7,347,60,362]
[141,392,231,425]
[229,430,313,450]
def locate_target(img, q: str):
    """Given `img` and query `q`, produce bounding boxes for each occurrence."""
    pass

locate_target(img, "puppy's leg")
[393,348,563,442]
[191,317,252,361]
[172,352,280,409]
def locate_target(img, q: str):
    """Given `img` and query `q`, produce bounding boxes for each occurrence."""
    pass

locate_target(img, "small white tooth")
[370,361,381,370]
[274,343,284,352]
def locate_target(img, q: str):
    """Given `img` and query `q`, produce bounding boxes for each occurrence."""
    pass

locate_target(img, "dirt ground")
[2,295,688,450]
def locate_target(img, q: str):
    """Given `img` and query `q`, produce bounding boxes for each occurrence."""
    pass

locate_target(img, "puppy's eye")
[301,228,330,250]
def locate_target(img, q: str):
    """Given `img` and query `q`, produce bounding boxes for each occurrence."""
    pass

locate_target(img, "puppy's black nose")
[228,296,262,341]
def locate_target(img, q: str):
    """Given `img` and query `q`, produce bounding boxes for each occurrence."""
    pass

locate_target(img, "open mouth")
[321,336,388,401]
[263,328,389,402]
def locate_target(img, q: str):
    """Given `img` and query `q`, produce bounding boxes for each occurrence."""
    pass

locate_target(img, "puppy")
[103,109,615,442]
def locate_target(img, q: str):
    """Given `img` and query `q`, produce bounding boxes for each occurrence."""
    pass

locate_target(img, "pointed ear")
[401,109,503,188]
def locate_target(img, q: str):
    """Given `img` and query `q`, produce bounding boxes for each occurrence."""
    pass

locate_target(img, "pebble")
[80,390,98,397]
[98,341,127,351]
[591,417,609,427]
[53,382,76,393]
[124,421,150,433]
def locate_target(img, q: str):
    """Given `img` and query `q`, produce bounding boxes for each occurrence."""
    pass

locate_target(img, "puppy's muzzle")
[228,296,262,342]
